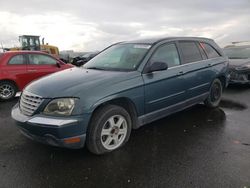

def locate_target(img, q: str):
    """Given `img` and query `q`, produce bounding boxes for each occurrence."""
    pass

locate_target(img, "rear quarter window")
[201,43,221,59]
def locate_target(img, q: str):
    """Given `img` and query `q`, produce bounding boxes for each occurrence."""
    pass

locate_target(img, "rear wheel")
[87,105,132,155]
[204,78,222,108]
[0,81,17,101]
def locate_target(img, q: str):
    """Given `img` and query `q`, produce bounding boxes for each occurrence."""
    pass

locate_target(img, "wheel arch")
[0,79,19,90]
[90,97,139,129]
[217,75,227,89]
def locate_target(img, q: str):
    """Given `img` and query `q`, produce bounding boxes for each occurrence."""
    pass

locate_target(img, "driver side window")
[150,43,180,68]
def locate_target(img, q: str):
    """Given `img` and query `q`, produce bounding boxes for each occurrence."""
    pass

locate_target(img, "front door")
[27,53,62,82]
[142,43,187,114]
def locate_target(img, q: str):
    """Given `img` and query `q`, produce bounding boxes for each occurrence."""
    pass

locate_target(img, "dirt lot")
[0,86,250,188]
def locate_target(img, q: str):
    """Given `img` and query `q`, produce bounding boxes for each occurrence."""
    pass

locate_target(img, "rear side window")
[28,54,57,65]
[179,41,203,64]
[8,55,25,65]
[150,43,180,68]
[201,43,221,58]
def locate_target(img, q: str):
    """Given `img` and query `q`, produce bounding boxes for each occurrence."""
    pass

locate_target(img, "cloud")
[0,11,104,51]
[0,0,249,51]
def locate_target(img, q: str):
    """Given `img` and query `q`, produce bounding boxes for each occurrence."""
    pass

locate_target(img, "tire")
[0,81,17,101]
[204,78,222,108]
[87,105,132,155]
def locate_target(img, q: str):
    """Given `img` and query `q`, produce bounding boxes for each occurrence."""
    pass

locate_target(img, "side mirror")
[73,60,85,67]
[146,62,168,73]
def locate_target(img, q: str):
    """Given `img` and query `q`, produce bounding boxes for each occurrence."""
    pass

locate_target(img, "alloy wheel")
[0,84,15,99]
[100,115,128,150]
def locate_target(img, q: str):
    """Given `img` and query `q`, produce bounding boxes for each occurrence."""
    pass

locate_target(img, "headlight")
[43,98,77,116]
[236,63,250,70]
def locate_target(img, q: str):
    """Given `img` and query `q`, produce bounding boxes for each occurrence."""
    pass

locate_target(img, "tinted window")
[179,41,203,64]
[150,43,180,68]
[8,55,25,65]
[28,54,57,65]
[201,43,221,58]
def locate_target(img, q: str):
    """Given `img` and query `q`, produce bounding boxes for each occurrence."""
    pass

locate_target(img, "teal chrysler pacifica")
[12,37,229,154]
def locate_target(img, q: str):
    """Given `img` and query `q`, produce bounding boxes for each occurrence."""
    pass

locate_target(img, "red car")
[0,51,73,101]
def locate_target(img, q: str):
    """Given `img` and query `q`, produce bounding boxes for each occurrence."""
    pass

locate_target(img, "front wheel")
[86,105,132,155]
[204,78,223,108]
[0,81,17,101]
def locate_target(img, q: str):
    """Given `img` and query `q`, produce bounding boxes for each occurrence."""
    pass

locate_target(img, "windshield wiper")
[85,67,106,70]
[84,66,133,72]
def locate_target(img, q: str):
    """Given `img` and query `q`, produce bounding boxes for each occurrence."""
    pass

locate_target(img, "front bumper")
[11,103,91,149]
[229,69,250,84]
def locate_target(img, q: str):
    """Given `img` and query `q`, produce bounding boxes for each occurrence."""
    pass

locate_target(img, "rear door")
[177,41,215,101]
[4,54,29,90]
[27,53,63,82]
[143,42,187,114]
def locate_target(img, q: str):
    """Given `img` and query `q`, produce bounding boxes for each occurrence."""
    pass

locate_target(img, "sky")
[0,0,249,51]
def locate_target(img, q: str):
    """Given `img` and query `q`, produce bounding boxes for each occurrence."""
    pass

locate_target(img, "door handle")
[207,63,212,67]
[27,69,37,72]
[177,71,184,75]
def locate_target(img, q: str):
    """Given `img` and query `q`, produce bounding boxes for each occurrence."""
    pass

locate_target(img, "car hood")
[229,58,250,68]
[25,67,141,98]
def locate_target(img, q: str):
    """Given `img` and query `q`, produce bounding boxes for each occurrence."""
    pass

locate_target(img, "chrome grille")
[20,91,43,116]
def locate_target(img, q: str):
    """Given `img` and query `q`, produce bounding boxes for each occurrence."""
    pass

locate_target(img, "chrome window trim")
[167,57,223,70]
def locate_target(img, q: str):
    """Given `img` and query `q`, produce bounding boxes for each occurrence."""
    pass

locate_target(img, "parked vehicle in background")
[224,42,250,85]
[12,37,228,154]
[0,51,73,101]
[71,52,98,67]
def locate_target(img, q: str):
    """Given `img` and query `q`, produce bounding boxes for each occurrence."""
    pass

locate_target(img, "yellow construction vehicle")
[5,35,59,58]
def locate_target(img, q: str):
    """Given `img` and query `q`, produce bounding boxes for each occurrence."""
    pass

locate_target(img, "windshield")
[224,47,250,59]
[84,43,151,71]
